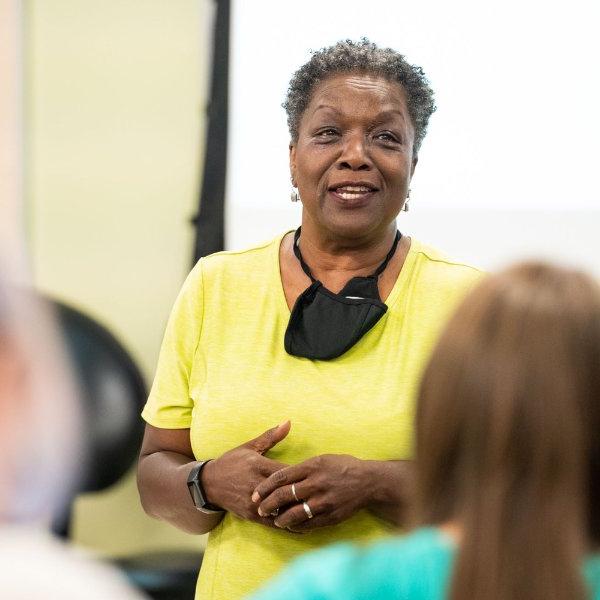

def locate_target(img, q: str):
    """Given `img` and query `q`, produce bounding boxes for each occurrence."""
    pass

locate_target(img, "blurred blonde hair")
[415,262,600,600]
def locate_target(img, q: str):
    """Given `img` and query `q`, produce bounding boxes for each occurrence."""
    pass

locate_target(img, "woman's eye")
[375,132,399,143]
[315,128,339,138]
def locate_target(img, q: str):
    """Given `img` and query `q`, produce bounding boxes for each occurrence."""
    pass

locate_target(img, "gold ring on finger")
[303,501,313,519]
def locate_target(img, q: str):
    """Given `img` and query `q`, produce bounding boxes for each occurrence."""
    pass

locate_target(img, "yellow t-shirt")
[142,232,481,600]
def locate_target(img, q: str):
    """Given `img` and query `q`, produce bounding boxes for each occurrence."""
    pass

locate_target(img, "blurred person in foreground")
[0,275,142,598]
[250,262,600,600]
[137,39,481,599]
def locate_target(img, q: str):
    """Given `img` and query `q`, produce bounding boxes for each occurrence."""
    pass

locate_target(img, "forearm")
[362,459,413,527]
[137,450,224,535]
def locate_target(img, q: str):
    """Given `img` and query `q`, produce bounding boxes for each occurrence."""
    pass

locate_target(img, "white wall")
[227,0,600,275]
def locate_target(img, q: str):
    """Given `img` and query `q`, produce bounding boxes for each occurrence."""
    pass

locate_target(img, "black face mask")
[284,228,401,360]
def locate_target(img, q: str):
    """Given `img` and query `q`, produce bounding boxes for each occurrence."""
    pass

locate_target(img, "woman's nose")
[337,134,372,171]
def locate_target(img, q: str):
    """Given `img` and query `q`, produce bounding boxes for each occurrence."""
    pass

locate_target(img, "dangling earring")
[290,177,301,203]
[403,188,411,212]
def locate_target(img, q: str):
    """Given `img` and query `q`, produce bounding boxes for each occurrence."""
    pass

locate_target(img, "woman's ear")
[289,143,297,187]
[411,155,418,178]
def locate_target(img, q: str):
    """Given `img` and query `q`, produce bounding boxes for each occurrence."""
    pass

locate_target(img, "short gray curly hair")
[283,38,436,154]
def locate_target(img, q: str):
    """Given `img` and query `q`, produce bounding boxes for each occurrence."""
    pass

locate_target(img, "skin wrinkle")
[309,108,408,146]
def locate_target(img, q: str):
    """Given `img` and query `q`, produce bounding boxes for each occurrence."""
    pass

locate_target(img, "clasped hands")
[202,421,373,533]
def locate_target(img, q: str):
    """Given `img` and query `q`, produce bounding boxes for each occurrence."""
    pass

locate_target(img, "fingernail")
[251,492,260,503]
[274,520,282,528]
[257,507,265,517]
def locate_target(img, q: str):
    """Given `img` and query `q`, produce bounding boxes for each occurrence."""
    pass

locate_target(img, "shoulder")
[411,239,482,280]
[199,233,287,281]
[349,528,454,598]
[176,233,288,300]
[408,239,484,297]
[250,543,364,600]
[251,528,453,600]
[361,527,454,572]
[585,554,600,599]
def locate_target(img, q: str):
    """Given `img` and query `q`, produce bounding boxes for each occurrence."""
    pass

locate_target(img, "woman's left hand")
[251,454,373,532]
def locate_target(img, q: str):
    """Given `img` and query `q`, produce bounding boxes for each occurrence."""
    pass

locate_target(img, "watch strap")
[187,460,224,514]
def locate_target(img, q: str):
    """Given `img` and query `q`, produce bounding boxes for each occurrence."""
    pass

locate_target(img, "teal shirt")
[250,528,600,600]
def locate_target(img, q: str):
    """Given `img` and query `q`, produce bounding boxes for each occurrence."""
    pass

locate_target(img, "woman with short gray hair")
[138,39,481,600]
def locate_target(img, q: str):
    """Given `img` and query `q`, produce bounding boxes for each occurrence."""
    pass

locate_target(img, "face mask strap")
[293,227,402,282]
[293,227,317,282]
[372,230,402,277]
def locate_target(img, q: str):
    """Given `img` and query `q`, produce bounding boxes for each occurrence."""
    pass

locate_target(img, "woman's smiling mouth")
[328,182,379,206]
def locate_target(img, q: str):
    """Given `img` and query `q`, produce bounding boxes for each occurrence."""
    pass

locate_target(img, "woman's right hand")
[201,421,291,526]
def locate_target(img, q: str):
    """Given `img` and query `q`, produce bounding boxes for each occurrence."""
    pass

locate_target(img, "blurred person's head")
[415,262,600,600]
[0,272,81,526]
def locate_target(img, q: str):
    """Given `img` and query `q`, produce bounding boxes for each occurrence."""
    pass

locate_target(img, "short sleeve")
[141,261,204,429]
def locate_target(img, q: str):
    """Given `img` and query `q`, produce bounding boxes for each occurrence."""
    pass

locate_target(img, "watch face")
[190,483,204,507]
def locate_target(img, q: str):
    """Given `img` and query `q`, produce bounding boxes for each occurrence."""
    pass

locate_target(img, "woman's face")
[290,72,417,241]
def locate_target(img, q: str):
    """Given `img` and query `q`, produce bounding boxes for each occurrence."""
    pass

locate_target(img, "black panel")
[192,0,231,263]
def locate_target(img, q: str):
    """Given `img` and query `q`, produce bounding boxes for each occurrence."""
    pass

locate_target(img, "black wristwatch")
[186,460,224,514]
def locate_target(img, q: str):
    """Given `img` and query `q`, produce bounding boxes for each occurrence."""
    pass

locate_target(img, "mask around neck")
[284,228,401,360]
